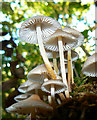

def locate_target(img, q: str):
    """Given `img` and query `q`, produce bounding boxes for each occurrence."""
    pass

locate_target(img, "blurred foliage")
[0,1,96,119]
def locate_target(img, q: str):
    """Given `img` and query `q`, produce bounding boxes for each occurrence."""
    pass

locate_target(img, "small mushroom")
[41,79,67,106]
[19,15,62,80]
[27,63,53,84]
[19,81,48,100]
[41,80,66,94]
[6,94,53,119]
[18,80,33,93]
[14,94,30,102]
[82,53,97,77]
[63,27,84,92]
[26,82,41,95]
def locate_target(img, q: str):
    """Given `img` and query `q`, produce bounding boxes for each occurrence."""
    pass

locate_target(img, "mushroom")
[26,82,41,95]
[6,94,53,119]
[27,63,53,84]
[14,94,30,102]
[44,26,84,96]
[63,27,84,92]
[27,63,58,104]
[18,80,47,100]
[42,80,66,94]
[82,53,97,77]
[19,15,62,80]
[44,29,78,97]
[18,80,34,93]
[41,79,67,106]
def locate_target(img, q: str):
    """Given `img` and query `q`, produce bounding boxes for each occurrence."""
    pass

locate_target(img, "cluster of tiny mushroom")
[6,15,97,120]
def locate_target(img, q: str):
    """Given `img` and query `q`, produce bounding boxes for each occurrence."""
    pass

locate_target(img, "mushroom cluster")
[6,15,85,119]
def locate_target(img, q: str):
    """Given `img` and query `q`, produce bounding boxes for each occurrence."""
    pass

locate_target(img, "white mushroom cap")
[26,83,41,95]
[18,80,34,93]
[63,26,84,48]
[46,49,59,59]
[6,94,53,115]
[82,53,97,77]
[19,80,33,88]
[28,64,49,75]
[44,29,77,51]
[64,50,79,61]
[41,80,67,94]
[14,94,30,102]
[19,15,62,44]
[27,63,53,83]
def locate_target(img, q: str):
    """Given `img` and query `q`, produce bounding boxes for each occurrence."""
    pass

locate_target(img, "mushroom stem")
[36,24,57,79]
[31,110,36,120]
[51,84,55,107]
[57,98,61,104]
[67,50,72,92]
[48,95,52,104]
[58,36,69,98]
[35,89,38,95]
[71,62,74,84]
[59,93,65,101]
[52,51,58,73]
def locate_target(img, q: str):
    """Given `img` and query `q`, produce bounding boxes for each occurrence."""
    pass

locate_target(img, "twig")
[81,45,90,57]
